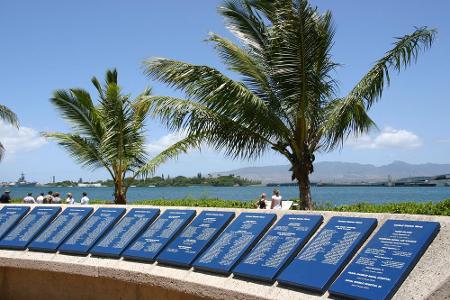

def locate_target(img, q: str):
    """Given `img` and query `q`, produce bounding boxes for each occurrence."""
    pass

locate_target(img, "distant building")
[77,183,102,187]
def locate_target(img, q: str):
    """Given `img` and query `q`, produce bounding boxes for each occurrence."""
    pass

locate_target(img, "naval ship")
[7,173,37,187]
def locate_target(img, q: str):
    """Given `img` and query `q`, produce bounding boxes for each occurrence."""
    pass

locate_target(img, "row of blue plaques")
[122,209,196,261]
[0,206,61,249]
[329,219,439,300]
[0,205,440,300]
[157,211,235,267]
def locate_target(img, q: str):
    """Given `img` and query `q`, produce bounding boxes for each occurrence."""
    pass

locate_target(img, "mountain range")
[213,161,450,183]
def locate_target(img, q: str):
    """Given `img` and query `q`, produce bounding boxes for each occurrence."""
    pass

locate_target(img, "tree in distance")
[44,69,199,204]
[0,103,19,161]
[144,0,436,209]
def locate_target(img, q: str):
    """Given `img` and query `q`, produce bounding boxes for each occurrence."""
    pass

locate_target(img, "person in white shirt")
[80,192,89,205]
[271,189,282,209]
[23,193,36,204]
[36,193,45,204]
[66,193,75,205]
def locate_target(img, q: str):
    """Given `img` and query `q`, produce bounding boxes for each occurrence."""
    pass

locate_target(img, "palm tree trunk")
[298,174,313,210]
[295,164,313,210]
[114,179,126,205]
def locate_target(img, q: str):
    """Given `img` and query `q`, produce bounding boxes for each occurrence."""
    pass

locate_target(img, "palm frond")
[0,104,19,128]
[50,89,104,139]
[323,98,377,150]
[91,76,104,100]
[43,132,111,174]
[348,27,436,109]
[208,33,270,96]
[135,133,204,179]
[144,58,291,140]
[219,0,269,52]
[105,69,118,85]
[100,83,147,168]
[0,142,5,161]
[324,27,436,150]
[148,96,275,160]
[131,87,152,129]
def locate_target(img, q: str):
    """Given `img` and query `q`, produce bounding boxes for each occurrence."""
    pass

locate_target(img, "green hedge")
[314,199,450,216]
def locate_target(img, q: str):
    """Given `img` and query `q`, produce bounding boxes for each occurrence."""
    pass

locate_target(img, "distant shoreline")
[6,182,448,188]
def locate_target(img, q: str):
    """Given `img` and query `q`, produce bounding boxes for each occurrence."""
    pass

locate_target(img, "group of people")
[0,190,90,205]
[256,189,283,209]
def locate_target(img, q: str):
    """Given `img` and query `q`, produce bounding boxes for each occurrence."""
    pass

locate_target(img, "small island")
[47,174,261,188]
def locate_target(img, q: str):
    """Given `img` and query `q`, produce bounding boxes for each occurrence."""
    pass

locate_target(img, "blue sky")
[1,0,449,183]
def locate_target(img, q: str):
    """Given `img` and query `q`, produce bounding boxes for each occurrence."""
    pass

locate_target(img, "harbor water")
[3,185,450,205]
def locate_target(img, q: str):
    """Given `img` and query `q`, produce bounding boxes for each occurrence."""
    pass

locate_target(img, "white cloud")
[0,122,47,157]
[146,132,187,155]
[348,127,422,149]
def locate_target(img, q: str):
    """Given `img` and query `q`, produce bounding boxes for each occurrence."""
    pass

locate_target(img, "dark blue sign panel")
[157,211,235,267]
[0,206,30,239]
[28,207,93,252]
[193,213,276,275]
[277,216,377,293]
[0,206,61,250]
[90,208,160,257]
[122,209,196,262]
[233,214,323,282]
[329,220,440,300]
[58,207,126,255]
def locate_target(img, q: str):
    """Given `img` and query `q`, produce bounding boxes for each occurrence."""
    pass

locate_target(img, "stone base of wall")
[0,266,206,300]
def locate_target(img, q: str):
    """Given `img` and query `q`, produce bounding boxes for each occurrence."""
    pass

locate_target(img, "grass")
[8,197,450,216]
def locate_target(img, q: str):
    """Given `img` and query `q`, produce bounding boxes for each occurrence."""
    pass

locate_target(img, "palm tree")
[45,69,200,204]
[144,0,436,209]
[0,104,19,161]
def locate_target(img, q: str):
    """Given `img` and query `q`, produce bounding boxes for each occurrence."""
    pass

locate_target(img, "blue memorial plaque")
[277,216,377,293]
[0,206,62,250]
[329,220,440,300]
[122,209,196,262]
[192,212,276,275]
[90,208,160,257]
[157,211,235,267]
[28,207,93,252]
[58,207,126,255]
[0,206,30,239]
[233,214,323,282]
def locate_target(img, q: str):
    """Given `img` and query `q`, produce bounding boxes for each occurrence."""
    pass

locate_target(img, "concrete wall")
[0,204,449,300]
[0,267,207,300]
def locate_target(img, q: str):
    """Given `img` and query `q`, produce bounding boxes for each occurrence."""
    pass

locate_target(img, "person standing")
[52,192,62,204]
[66,193,75,205]
[271,189,282,209]
[23,192,36,204]
[36,193,45,204]
[0,190,11,203]
[80,192,89,205]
